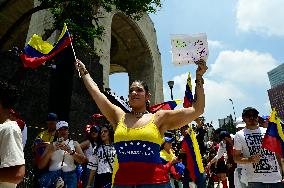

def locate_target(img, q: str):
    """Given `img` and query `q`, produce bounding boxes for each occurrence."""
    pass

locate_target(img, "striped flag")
[262,109,284,157]
[20,23,73,69]
[181,126,205,183]
[149,100,182,113]
[183,72,193,108]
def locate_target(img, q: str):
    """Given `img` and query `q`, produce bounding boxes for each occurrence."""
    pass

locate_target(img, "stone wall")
[0,1,163,134]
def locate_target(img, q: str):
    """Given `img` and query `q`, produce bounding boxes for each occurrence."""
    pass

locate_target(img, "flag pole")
[67,28,77,60]
[66,27,80,77]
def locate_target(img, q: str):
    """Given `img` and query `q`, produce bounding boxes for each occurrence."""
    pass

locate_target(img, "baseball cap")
[47,113,58,121]
[164,137,174,143]
[261,115,270,120]
[9,109,21,119]
[242,107,259,117]
[219,131,230,141]
[92,114,104,119]
[56,121,69,130]
[86,124,100,133]
[90,125,100,133]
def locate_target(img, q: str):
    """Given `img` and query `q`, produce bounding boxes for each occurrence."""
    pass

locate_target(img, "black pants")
[228,170,234,188]
[94,172,112,188]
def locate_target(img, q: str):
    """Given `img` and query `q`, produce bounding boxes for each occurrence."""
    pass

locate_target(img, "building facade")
[268,82,284,120]
[268,63,284,88]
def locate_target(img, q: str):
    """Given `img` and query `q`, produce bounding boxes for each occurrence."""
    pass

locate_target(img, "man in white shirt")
[0,80,25,188]
[234,107,283,188]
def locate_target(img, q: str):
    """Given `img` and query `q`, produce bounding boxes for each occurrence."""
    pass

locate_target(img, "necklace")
[131,110,149,118]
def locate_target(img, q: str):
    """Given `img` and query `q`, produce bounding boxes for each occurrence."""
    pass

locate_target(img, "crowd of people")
[0,58,284,188]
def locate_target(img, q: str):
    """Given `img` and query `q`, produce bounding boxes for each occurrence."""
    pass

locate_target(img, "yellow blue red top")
[113,114,169,185]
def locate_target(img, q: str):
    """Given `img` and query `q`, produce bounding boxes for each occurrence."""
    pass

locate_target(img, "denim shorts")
[38,169,77,188]
[113,182,172,188]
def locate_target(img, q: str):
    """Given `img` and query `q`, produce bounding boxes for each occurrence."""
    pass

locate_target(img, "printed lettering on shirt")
[245,132,278,173]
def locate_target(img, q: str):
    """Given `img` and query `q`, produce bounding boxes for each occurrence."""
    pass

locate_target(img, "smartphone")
[57,137,64,143]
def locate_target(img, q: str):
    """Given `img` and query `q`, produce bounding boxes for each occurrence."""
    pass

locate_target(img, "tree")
[0,0,162,52]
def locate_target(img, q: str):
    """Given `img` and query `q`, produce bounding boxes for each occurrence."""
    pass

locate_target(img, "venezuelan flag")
[183,72,193,108]
[262,109,284,157]
[149,99,182,113]
[181,126,205,183]
[20,23,73,69]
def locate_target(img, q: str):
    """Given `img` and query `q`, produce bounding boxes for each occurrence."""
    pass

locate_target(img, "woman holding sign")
[75,59,207,187]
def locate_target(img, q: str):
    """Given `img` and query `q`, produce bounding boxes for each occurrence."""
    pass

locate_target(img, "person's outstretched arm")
[75,59,125,127]
[157,60,207,132]
[207,142,226,168]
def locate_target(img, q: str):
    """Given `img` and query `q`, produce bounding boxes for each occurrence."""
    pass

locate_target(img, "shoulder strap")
[102,145,113,172]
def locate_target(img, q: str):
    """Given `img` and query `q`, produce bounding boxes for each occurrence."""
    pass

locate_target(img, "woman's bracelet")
[69,150,75,155]
[195,77,204,85]
[79,68,89,78]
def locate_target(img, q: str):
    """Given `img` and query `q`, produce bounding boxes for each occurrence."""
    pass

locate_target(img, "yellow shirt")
[160,149,176,162]
[36,130,55,142]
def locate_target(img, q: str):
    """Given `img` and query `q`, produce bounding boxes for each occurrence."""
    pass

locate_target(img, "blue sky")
[110,0,284,127]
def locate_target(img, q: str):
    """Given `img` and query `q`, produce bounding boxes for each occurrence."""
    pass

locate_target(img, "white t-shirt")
[84,142,96,160]
[234,127,281,183]
[49,139,76,172]
[87,144,116,174]
[213,141,226,161]
[0,121,25,188]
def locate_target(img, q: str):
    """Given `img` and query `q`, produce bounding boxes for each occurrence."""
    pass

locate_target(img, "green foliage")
[38,0,162,55]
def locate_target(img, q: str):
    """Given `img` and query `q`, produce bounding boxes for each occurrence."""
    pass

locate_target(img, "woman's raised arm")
[157,60,207,133]
[75,59,125,127]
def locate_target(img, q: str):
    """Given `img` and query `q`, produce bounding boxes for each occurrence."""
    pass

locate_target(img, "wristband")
[195,78,204,84]
[79,68,89,78]
[70,150,75,155]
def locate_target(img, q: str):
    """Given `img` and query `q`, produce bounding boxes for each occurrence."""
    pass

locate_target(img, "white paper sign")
[171,33,209,65]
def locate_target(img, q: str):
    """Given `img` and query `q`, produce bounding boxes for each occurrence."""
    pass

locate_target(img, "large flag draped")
[183,72,193,108]
[20,23,73,69]
[262,109,284,157]
[181,126,205,183]
[149,100,182,113]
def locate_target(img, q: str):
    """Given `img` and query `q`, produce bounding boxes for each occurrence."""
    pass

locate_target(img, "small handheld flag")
[20,23,74,69]
[149,100,182,113]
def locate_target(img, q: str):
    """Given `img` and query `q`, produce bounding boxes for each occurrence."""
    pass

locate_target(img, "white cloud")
[209,50,278,87]
[236,0,284,36]
[264,100,272,114]
[164,72,245,127]
[208,40,224,49]
[165,49,279,128]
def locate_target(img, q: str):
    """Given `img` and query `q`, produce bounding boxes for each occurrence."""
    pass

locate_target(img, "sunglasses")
[91,130,99,134]
[244,114,258,119]
[101,129,109,134]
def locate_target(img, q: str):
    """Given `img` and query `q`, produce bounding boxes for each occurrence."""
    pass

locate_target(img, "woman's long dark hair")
[86,125,100,148]
[94,124,114,153]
